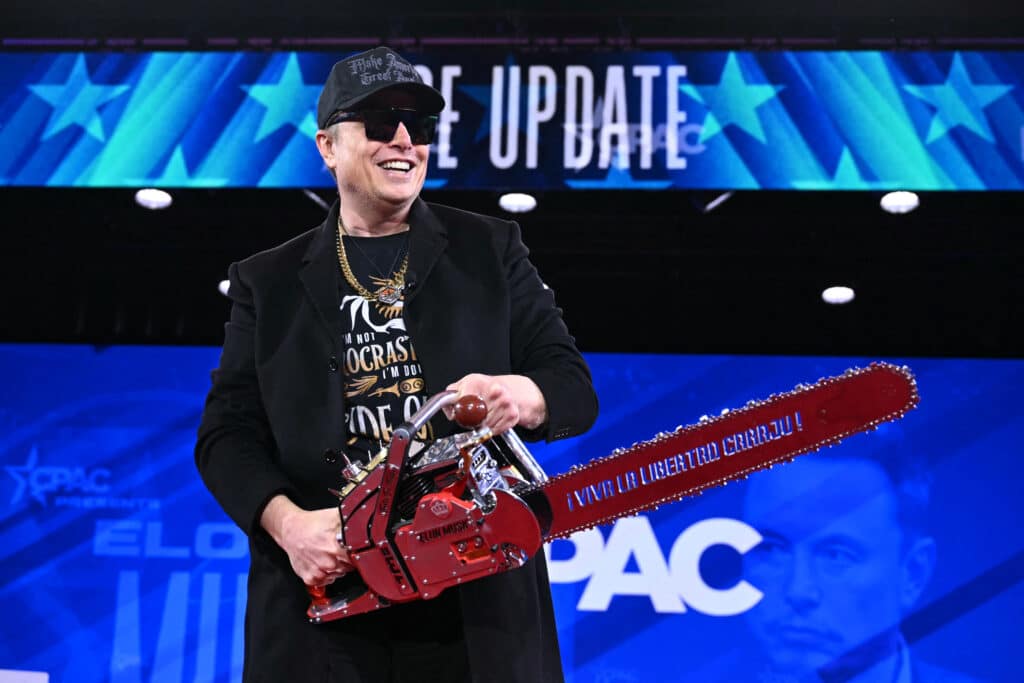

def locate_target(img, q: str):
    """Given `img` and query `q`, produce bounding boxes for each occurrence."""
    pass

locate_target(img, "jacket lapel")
[299,201,343,342]
[406,198,448,303]
[300,197,445,337]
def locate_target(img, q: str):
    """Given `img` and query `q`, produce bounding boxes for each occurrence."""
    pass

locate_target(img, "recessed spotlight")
[821,286,855,305]
[879,191,919,215]
[218,280,230,297]
[135,188,172,210]
[498,192,537,213]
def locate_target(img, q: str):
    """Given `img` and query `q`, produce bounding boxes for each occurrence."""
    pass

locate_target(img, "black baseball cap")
[317,47,446,129]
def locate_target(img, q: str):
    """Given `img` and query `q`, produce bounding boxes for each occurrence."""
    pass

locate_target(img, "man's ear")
[315,129,338,173]
[900,535,936,611]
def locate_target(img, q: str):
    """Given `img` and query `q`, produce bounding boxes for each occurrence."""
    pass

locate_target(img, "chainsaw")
[306,362,918,623]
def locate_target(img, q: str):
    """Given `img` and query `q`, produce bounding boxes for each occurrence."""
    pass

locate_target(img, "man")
[740,437,983,683]
[195,47,598,682]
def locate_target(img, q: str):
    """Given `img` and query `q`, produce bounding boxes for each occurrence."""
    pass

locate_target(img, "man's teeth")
[379,161,412,172]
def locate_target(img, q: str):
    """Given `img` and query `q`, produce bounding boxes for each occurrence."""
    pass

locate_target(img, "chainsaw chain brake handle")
[306,391,545,623]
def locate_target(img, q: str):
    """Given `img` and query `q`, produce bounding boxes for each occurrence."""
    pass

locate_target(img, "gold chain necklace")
[336,217,409,319]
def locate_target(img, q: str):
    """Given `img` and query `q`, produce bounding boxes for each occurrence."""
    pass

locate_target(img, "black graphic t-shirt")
[337,231,432,463]
[332,230,463,636]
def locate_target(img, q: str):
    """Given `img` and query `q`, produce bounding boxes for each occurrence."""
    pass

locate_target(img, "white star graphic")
[5,446,39,505]
[27,54,131,141]
[792,148,888,190]
[679,52,784,144]
[903,53,1013,143]
[150,146,229,187]
[242,53,322,141]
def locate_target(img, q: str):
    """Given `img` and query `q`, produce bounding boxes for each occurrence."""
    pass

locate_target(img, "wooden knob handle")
[452,394,487,428]
[307,584,330,607]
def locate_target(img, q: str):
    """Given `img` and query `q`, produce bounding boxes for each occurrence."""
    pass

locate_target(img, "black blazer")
[195,198,598,682]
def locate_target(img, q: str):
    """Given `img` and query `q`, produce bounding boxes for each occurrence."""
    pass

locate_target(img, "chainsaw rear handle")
[398,390,547,487]
[395,390,487,440]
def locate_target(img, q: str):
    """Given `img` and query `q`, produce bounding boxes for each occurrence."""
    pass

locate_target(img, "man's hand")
[260,495,353,586]
[445,373,548,435]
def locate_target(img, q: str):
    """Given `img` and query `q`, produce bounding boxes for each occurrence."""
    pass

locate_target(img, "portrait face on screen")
[741,454,935,680]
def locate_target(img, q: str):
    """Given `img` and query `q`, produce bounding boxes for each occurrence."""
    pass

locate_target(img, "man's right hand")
[260,495,354,586]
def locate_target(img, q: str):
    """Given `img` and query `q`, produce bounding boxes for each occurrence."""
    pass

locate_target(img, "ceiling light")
[821,286,855,305]
[498,192,537,213]
[135,188,173,210]
[879,191,919,215]
[218,280,230,297]
[702,190,734,214]
[302,188,330,210]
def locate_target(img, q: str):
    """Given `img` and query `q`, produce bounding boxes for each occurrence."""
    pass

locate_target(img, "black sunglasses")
[326,107,438,145]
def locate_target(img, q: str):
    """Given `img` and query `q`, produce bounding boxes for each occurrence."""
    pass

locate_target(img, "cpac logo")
[545,516,763,617]
[5,446,111,506]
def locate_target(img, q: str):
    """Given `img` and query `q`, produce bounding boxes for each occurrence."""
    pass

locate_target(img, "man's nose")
[389,122,413,148]
[783,554,822,611]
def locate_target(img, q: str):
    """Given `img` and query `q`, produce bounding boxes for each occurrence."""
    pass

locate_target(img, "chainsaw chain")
[532,362,920,540]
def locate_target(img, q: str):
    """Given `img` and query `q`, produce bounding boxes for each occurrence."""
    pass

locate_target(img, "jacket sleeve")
[194,261,298,536]
[503,221,599,442]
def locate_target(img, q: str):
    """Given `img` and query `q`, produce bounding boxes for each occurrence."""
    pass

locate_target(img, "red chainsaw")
[306,362,919,623]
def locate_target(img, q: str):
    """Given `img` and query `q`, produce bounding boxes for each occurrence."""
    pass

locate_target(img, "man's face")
[741,457,924,677]
[319,90,430,212]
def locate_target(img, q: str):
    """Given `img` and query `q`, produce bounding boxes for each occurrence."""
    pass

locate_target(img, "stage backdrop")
[0,50,1022,189]
[0,345,1021,682]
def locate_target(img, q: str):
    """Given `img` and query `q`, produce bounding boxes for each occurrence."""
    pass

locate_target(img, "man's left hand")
[445,373,547,435]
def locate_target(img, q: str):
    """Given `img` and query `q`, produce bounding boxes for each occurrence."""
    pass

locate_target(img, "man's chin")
[764,646,839,677]
[375,185,422,207]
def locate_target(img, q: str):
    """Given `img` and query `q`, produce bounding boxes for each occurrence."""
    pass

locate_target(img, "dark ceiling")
[5,0,1024,47]
[3,187,1021,357]
[2,2,1022,357]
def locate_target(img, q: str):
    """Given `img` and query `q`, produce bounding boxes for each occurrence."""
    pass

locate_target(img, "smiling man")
[195,47,598,683]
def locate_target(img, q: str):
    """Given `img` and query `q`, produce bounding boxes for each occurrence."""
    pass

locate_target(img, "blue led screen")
[0,344,1021,681]
[1,50,1022,189]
